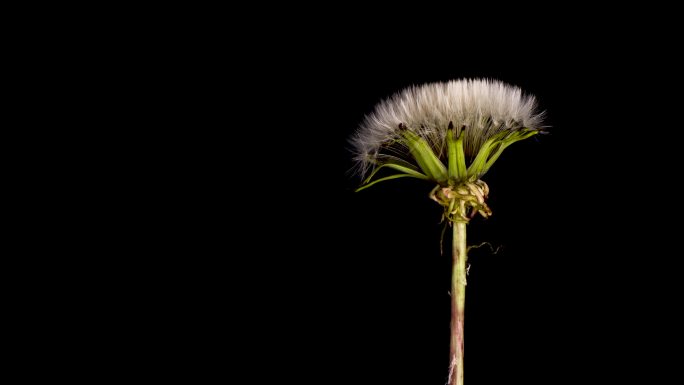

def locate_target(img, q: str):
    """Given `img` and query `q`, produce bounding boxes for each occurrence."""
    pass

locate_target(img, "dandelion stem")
[449,221,467,385]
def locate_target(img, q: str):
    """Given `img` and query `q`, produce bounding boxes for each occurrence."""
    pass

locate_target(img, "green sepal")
[355,173,428,192]
[401,130,448,183]
[363,161,426,184]
[482,129,538,173]
[447,128,467,184]
[465,130,510,179]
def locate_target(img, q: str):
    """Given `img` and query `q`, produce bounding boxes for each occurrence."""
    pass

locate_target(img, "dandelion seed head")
[351,79,546,177]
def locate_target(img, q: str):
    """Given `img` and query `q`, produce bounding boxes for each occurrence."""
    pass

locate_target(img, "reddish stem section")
[448,222,467,385]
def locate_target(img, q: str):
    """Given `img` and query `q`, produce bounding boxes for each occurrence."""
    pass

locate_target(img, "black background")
[17,11,683,383]
[151,31,682,384]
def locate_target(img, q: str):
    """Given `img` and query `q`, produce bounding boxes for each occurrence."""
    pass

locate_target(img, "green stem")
[449,221,467,385]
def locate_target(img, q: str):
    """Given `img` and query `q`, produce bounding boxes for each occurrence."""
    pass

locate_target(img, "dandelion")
[351,78,546,385]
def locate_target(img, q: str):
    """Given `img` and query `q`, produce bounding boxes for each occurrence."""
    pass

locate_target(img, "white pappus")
[351,78,546,179]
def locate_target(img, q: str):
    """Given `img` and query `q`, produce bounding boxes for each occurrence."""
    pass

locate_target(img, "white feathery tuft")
[351,79,545,177]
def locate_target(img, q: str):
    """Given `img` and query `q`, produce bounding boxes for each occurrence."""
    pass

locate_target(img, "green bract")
[356,126,538,192]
